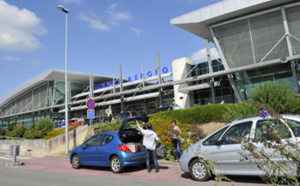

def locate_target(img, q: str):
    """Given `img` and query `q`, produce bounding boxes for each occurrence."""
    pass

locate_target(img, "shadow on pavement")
[180,173,266,185]
[81,164,169,173]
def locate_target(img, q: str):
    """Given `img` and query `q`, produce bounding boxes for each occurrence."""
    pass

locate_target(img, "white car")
[179,115,300,181]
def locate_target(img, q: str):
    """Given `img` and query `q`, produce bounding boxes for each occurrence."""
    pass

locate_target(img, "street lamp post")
[57,5,69,154]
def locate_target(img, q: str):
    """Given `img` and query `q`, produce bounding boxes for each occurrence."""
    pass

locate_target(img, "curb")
[0,161,25,168]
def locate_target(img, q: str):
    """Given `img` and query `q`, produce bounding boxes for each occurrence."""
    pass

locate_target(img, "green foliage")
[7,123,17,131]
[0,128,6,136]
[222,102,260,123]
[150,104,227,124]
[248,80,296,113]
[291,98,300,114]
[23,128,43,139]
[44,124,79,140]
[93,119,123,134]
[35,118,54,135]
[6,124,26,138]
[149,117,189,160]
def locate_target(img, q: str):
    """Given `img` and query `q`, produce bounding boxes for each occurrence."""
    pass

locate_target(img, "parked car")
[179,115,300,181]
[150,105,174,114]
[114,110,140,120]
[70,116,148,173]
[68,118,85,126]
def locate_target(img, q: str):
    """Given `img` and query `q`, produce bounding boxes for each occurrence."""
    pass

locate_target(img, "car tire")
[71,154,81,169]
[110,156,123,173]
[189,159,210,181]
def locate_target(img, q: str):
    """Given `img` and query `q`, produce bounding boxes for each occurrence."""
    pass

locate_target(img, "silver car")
[179,115,300,181]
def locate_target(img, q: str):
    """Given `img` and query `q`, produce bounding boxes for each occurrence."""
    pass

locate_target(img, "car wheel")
[71,154,81,169]
[111,156,123,173]
[189,159,210,181]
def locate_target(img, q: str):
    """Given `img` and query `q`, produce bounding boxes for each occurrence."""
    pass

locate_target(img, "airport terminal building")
[1,0,300,127]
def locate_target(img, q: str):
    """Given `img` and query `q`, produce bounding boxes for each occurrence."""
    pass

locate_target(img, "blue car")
[70,116,148,173]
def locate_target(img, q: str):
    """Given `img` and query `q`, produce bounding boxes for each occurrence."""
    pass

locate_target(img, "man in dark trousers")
[135,120,160,173]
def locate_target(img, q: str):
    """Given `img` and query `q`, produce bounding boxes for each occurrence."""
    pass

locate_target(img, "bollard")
[10,145,20,163]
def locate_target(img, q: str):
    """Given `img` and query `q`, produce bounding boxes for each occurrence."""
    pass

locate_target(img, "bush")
[6,124,27,138]
[93,119,123,134]
[291,97,300,114]
[248,80,296,113]
[150,104,227,124]
[7,123,17,131]
[23,128,43,139]
[44,124,79,140]
[35,118,54,135]
[0,128,6,136]
[222,102,260,123]
[149,117,189,160]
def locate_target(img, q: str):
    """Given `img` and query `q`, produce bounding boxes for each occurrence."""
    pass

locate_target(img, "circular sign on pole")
[86,99,96,110]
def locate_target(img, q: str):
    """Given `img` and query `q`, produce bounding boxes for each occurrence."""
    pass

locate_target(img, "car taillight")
[118,145,132,153]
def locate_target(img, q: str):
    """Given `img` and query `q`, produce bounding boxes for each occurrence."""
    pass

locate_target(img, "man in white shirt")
[135,120,160,173]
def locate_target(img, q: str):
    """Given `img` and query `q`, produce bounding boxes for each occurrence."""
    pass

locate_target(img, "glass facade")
[287,5,300,55]
[191,60,236,105]
[213,7,300,68]
[212,3,300,102]
[0,80,88,128]
[235,63,294,100]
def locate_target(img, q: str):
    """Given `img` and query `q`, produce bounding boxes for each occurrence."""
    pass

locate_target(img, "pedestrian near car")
[169,120,182,162]
[135,120,160,173]
[105,105,113,122]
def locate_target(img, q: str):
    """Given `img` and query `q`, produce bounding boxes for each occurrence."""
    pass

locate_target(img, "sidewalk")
[0,151,25,167]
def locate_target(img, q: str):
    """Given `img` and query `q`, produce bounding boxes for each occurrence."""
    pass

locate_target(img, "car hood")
[118,116,149,134]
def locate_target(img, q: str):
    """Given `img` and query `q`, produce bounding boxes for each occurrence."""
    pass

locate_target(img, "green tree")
[35,118,54,136]
[248,80,296,113]
[7,123,17,131]
[0,128,6,136]
[6,124,27,138]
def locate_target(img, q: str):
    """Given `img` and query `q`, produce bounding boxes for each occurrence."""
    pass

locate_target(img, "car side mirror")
[215,140,222,146]
[82,144,87,150]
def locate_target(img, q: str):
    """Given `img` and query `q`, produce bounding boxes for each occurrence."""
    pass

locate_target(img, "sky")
[0,0,222,99]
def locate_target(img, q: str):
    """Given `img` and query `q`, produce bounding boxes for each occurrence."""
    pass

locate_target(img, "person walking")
[135,120,160,173]
[105,105,113,122]
[169,120,182,162]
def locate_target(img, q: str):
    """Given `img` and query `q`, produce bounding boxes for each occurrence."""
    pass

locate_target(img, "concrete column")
[172,57,193,109]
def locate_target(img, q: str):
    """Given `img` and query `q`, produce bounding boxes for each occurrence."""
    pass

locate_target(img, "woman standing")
[169,120,182,162]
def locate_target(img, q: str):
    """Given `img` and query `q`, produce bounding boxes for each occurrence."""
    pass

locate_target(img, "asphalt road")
[0,156,267,186]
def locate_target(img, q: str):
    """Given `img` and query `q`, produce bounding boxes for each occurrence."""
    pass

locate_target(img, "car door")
[80,134,104,166]
[98,135,115,166]
[209,121,253,175]
[250,119,294,175]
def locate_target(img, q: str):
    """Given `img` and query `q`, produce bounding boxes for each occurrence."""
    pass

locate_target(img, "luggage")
[156,143,167,159]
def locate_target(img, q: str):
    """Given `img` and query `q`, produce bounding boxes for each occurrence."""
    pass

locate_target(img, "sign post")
[86,99,96,137]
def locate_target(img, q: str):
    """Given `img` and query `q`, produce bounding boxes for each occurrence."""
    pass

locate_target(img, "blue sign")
[94,67,169,90]
[87,110,95,119]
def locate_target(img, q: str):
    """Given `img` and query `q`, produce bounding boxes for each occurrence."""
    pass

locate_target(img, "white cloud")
[3,56,20,61]
[191,48,220,63]
[107,3,132,25]
[0,1,47,52]
[61,0,80,4]
[79,13,109,31]
[28,59,44,66]
[131,27,144,35]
